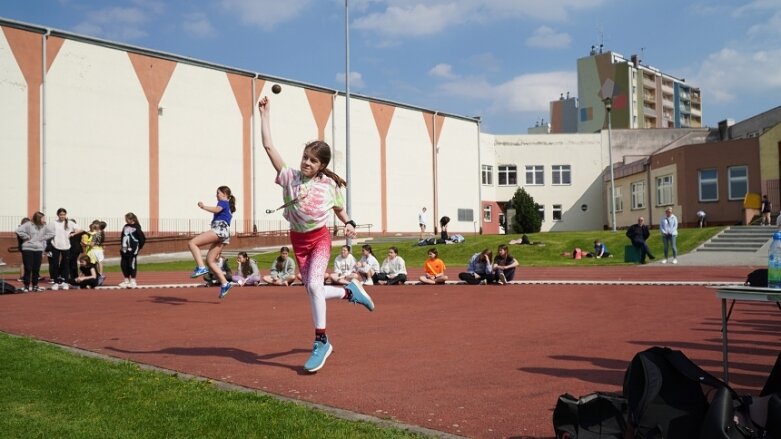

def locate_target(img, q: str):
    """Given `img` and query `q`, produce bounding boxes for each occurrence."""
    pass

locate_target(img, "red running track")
[0,265,778,439]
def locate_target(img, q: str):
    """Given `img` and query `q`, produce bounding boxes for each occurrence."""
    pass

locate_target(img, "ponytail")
[320,168,347,188]
[218,186,237,213]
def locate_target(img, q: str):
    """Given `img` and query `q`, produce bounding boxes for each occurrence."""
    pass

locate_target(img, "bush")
[507,188,542,234]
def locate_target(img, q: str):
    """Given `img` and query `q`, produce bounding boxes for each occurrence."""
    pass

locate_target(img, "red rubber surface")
[1,265,778,438]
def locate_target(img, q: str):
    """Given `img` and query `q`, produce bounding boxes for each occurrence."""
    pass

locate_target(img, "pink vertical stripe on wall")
[128,54,176,232]
[370,102,395,233]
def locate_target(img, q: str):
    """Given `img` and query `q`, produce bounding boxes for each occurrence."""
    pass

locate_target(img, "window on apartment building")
[457,208,474,222]
[483,205,492,222]
[656,175,673,206]
[552,165,571,185]
[613,187,623,212]
[631,181,646,209]
[525,165,544,185]
[552,204,563,221]
[481,165,493,185]
[698,169,718,202]
[728,166,748,200]
[537,205,545,222]
[497,165,517,186]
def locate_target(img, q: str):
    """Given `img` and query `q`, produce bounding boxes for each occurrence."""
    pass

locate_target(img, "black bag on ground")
[623,346,759,439]
[745,268,768,287]
[552,392,628,439]
[1,281,17,294]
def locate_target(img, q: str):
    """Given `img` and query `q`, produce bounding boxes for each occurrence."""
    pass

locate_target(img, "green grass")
[118,227,724,273]
[0,333,424,439]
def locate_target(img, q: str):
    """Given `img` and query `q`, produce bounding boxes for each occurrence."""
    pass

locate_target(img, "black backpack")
[623,347,758,439]
[552,392,628,438]
[745,269,768,287]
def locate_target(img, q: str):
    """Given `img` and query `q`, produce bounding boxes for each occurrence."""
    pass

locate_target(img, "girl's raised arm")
[259,96,284,173]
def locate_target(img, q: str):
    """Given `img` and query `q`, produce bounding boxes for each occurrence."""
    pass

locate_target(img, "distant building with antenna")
[575,50,702,133]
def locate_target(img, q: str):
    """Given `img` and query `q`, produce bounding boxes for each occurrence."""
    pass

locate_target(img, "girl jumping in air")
[258,96,374,373]
[188,185,236,299]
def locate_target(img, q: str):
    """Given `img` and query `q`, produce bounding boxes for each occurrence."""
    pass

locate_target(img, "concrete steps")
[696,226,776,253]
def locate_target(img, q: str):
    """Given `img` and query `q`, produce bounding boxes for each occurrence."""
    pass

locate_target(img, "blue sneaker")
[191,266,209,278]
[304,339,333,372]
[346,279,375,311]
[218,282,232,299]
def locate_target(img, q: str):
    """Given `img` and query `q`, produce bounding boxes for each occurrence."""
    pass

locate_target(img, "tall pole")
[344,0,352,245]
[604,97,617,232]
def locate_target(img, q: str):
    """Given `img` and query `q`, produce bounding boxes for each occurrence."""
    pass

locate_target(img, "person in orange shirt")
[419,247,448,285]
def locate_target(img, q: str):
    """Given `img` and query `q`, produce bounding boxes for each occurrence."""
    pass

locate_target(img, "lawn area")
[0,333,424,438]
[126,226,724,273]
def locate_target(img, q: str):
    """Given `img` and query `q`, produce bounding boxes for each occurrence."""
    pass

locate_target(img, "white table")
[714,285,781,384]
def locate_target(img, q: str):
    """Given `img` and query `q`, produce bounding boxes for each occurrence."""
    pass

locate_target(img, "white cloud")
[692,47,781,103]
[429,63,457,79]
[351,0,606,40]
[221,0,311,30]
[436,70,576,113]
[182,12,216,38]
[336,71,366,88]
[352,3,467,38]
[72,6,150,40]
[525,26,571,49]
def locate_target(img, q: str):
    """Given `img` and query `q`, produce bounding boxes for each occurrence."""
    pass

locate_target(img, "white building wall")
[437,118,481,234]
[488,133,604,231]
[46,40,149,222]
[385,108,433,233]
[159,64,245,231]
[0,30,28,218]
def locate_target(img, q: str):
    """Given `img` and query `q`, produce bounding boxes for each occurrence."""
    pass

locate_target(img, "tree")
[507,187,542,233]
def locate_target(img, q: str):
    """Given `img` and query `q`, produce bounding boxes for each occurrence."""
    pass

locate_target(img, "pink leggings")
[289,227,346,329]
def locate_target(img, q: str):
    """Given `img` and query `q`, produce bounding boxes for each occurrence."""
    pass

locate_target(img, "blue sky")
[2,0,781,134]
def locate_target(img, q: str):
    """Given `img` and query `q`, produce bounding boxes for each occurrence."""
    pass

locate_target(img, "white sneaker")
[118,280,130,288]
[61,283,69,290]
[52,283,60,291]
[661,259,667,264]
[129,280,137,288]
[672,259,678,264]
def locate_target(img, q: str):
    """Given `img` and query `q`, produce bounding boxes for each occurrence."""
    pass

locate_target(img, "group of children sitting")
[209,243,521,288]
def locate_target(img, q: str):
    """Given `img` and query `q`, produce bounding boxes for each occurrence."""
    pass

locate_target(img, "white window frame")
[614,187,623,212]
[552,204,563,221]
[497,165,517,186]
[483,205,492,222]
[655,175,673,206]
[631,181,646,209]
[552,165,571,185]
[525,165,544,185]
[481,165,493,186]
[728,166,748,201]
[698,169,718,202]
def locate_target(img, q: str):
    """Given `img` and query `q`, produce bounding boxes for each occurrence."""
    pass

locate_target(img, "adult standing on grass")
[16,211,55,292]
[659,207,678,264]
[259,96,374,373]
[188,186,236,300]
[626,216,655,264]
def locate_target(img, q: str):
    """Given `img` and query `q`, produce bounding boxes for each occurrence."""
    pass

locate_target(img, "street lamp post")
[603,97,617,232]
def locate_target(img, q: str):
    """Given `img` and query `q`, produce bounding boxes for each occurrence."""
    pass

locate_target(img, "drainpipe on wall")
[476,117,482,234]
[41,28,51,214]
[251,74,258,231]
[646,159,653,226]
[432,112,438,235]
